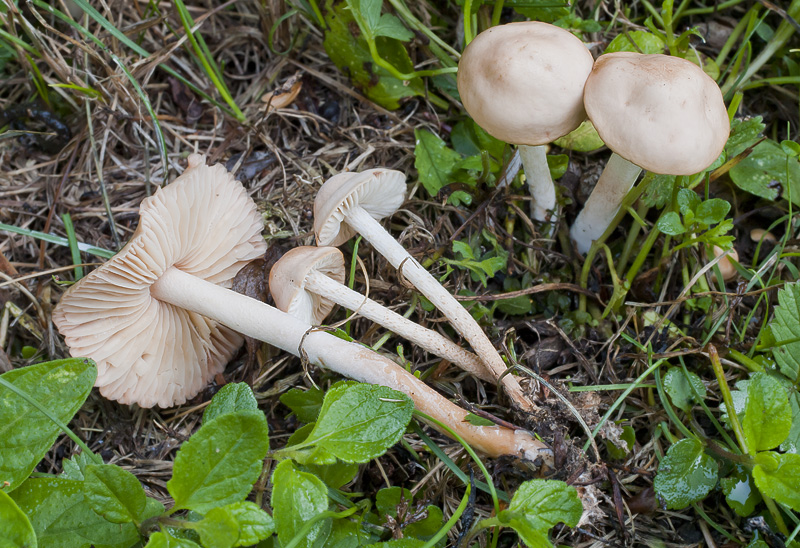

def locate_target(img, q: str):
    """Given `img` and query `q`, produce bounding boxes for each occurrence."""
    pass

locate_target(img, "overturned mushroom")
[53,155,550,461]
[269,246,492,382]
[315,168,534,412]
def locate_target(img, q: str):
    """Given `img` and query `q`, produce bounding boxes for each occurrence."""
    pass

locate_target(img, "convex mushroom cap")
[53,155,266,407]
[584,52,730,175]
[269,246,346,324]
[456,22,594,145]
[314,168,406,247]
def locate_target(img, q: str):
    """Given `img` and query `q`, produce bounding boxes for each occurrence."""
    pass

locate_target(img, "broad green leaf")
[374,14,413,41]
[547,154,569,180]
[287,424,359,489]
[663,367,707,413]
[553,120,605,152]
[729,139,800,206]
[742,373,791,453]
[0,490,36,548]
[496,295,532,316]
[463,413,495,427]
[10,478,142,548]
[222,502,274,546]
[271,460,331,548]
[0,358,96,491]
[771,281,800,381]
[725,117,766,159]
[656,212,685,236]
[781,391,800,454]
[653,439,718,509]
[203,383,259,424]
[372,541,425,548]
[414,128,463,198]
[195,507,239,548]
[721,465,761,517]
[280,387,324,423]
[321,0,423,109]
[695,199,731,226]
[605,30,666,54]
[753,452,800,512]
[325,519,362,548]
[83,464,147,525]
[507,0,569,22]
[168,412,269,513]
[60,452,93,481]
[641,173,676,208]
[301,384,413,463]
[499,479,582,534]
[145,531,201,548]
[677,188,700,215]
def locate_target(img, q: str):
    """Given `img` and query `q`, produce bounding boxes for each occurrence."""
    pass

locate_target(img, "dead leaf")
[261,72,303,113]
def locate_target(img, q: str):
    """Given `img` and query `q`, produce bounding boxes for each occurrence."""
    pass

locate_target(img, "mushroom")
[314,168,533,412]
[712,245,739,282]
[269,246,493,382]
[53,155,550,461]
[456,21,594,224]
[570,53,730,254]
[750,228,777,244]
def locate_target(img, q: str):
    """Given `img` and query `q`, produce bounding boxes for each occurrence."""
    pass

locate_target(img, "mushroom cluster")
[52,155,549,462]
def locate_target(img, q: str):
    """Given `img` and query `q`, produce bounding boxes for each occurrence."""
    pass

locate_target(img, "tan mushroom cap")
[456,22,594,146]
[52,155,266,408]
[584,52,730,175]
[269,246,346,325]
[314,169,406,247]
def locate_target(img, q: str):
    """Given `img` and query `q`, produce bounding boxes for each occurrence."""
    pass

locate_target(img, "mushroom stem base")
[151,267,550,462]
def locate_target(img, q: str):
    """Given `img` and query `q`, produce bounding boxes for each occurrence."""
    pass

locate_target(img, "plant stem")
[708,345,750,456]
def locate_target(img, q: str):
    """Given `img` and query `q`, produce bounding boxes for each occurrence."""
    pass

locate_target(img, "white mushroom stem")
[342,205,534,412]
[570,153,643,254]
[303,270,493,382]
[519,145,557,224]
[151,267,551,462]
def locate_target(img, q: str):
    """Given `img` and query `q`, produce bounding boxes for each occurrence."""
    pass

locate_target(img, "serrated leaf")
[145,531,201,548]
[725,117,766,159]
[605,30,666,54]
[653,438,718,509]
[656,212,686,236]
[742,373,791,453]
[203,383,259,424]
[498,480,582,542]
[0,358,96,492]
[771,281,800,381]
[721,465,761,517]
[59,452,93,481]
[664,367,706,413]
[553,120,605,152]
[695,199,731,226]
[280,387,325,423]
[271,460,331,548]
[83,464,147,525]
[221,502,274,546]
[753,452,800,512]
[195,507,239,548]
[781,391,800,454]
[729,139,800,206]
[0,490,36,548]
[300,384,413,463]
[414,128,463,198]
[168,412,269,514]
[641,173,676,208]
[10,477,144,548]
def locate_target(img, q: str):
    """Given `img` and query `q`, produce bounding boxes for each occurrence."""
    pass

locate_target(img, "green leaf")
[553,120,605,152]
[83,464,147,525]
[414,128,463,198]
[280,387,324,424]
[547,154,569,180]
[374,14,413,41]
[463,413,495,427]
[676,188,700,216]
[145,531,201,548]
[203,383,259,424]
[375,487,443,542]
[653,438,718,509]
[641,173,676,208]
[497,295,532,316]
[725,117,766,159]
[287,424,359,489]
[729,139,800,206]
[0,358,96,491]
[656,212,686,236]
[507,0,569,22]
[300,384,413,463]
[60,452,93,481]
[753,452,800,512]
[496,480,581,546]
[663,367,706,413]
[771,281,800,381]
[271,460,331,548]
[0,490,36,548]
[195,507,239,548]
[720,465,761,517]
[742,373,792,453]
[604,30,666,54]
[10,477,143,548]
[221,502,274,546]
[781,391,800,454]
[695,199,731,226]
[325,519,362,548]
[168,412,269,513]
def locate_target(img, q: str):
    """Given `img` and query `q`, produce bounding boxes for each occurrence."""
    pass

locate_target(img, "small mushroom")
[712,246,739,282]
[269,246,492,382]
[457,22,594,224]
[53,156,549,461]
[570,53,730,254]
[314,168,534,412]
[750,228,777,244]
